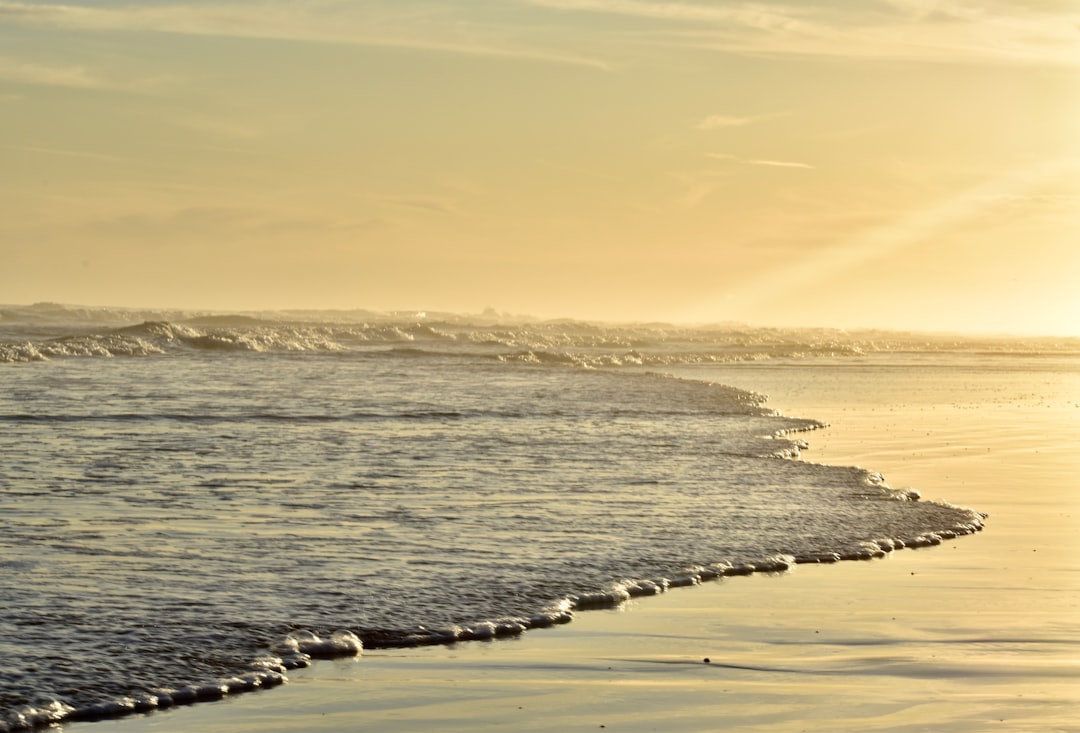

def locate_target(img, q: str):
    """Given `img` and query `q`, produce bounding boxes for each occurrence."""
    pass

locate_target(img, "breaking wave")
[3,304,1077,366]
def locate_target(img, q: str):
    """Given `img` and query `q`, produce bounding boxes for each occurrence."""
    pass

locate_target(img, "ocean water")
[4,304,1066,731]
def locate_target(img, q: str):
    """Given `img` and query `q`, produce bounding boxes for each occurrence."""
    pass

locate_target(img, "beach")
[79,353,1080,733]
[6,0,1076,725]
[6,0,1078,727]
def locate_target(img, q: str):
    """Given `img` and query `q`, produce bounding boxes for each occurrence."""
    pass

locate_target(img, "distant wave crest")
[5,305,1074,366]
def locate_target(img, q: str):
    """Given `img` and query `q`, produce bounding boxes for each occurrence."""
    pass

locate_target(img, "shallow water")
[664,353,1080,730]
[70,347,1080,733]
[3,308,1054,728]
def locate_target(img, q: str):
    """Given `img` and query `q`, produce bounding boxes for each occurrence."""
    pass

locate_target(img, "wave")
[0,343,996,730]
[2,514,985,731]
[6,307,1077,366]
[0,511,985,731]
[0,406,986,731]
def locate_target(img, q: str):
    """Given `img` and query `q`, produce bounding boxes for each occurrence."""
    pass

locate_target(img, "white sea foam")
[3,304,1076,365]
[273,630,362,659]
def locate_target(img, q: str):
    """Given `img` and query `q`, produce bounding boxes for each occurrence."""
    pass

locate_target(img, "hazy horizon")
[6,299,1080,342]
[2,1,1078,336]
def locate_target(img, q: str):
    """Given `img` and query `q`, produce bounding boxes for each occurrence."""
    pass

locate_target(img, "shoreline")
[81,539,996,733]
[29,481,986,731]
[70,356,1080,732]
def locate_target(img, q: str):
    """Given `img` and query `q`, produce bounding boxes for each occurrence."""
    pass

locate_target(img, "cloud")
[364,194,460,216]
[173,115,263,141]
[530,0,813,31]
[707,153,814,170]
[745,159,814,169]
[676,181,714,208]
[88,206,259,240]
[0,1,612,70]
[0,143,131,162]
[5,1,1073,71]
[0,56,112,90]
[881,0,985,22]
[696,112,786,130]
[0,53,171,92]
[87,205,371,242]
[984,192,1079,209]
[529,0,1080,67]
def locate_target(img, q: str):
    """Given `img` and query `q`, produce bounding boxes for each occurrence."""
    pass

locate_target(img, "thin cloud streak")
[0,143,131,162]
[696,113,783,130]
[746,159,814,169]
[0,56,113,90]
[0,1,612,70]
[676,181,714,209]
[362,193,463,217]
[0,53,174,92]
[172,115,263,141]
[4,1,1072,72]
[529,0,1080,67]
[530,0,815,30]
[707,153,814,170]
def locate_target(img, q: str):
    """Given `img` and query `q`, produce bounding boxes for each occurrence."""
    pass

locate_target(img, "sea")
[2,302,1075,732]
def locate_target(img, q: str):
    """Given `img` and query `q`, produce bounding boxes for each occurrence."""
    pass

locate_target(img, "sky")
[1,0,1078,335]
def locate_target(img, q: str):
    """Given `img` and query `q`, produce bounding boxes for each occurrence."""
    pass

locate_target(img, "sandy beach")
[7,0,1077,727]
[81,355,1080,733]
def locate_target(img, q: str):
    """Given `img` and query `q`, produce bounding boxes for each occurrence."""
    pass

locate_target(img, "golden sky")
[1,1,1078,334]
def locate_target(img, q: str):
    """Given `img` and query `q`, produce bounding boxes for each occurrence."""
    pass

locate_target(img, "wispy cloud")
[0,1,612,70]
[0,143,129,162]
[529,0,1080,67]
[707,153,814,170]
[4,1,1072,73]
[0,56,112,90]
[881,0,985,22]
[0,54,170,92]
[696,112,785,130]
[363,194,461,217]
[88,206,262,241]
[697,116,750,129]
[530,0,814,31]
[745,159,814,169]
[88,204,371,241]
[985,192,1079,208]
[676,181,714,209]
[172,115,263,141]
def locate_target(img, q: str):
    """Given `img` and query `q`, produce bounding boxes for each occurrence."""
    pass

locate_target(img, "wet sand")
[84,356,1080,732]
